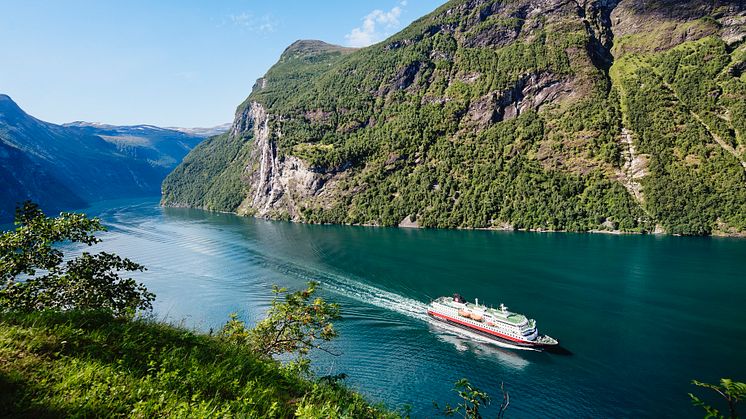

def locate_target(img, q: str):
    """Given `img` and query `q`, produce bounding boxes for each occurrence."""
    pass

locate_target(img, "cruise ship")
[427,294,558,348]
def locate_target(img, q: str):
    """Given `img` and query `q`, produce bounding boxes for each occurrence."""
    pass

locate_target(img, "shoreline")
[159,203,746,239]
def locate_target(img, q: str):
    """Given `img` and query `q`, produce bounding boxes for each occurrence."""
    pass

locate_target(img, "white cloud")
[229,12,278,33]
[345,2,407,48]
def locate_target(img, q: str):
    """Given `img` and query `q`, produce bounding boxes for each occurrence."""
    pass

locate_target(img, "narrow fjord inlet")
[2,0,745,416]
[81,199,746,418]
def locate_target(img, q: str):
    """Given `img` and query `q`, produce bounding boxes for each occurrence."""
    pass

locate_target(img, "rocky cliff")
[163,0,746,235]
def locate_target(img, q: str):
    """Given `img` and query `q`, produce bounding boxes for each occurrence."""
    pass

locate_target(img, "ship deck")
[437,297,527,325]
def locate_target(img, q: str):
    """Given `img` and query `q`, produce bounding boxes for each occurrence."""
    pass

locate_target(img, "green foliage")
[0,202,154,316]
[436,378,509,419]
[161,132,253,212]
[689,378,746,419]
[220,281,340,359]
[165,1,746,236]
[613,37,746,234]
[0,310,395,418]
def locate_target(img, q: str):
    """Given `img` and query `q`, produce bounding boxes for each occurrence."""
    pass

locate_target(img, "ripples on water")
[75,199,746,418]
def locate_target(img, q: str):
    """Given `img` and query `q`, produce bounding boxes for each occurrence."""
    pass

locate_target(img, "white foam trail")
[276,262,540,353]
[286,265,431,322]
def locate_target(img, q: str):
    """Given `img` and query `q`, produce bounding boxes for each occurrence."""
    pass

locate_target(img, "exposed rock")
[601,218,617,230]
[305,109,333,124]
[575,0,621,70]
[611,0,745,55]
[390,62,422,92]
[467,93,498,126]
[493,221,514,231]
[398,215,420,228]
[467,72,576,126]
[253,77,268,92]
[459,72,481,84]
[718,12,746,46]
[385,39,414,50]
[237,102,343,220]
[616,127,649,203]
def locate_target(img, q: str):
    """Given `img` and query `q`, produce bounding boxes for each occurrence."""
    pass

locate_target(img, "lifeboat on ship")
[426,293,559,349]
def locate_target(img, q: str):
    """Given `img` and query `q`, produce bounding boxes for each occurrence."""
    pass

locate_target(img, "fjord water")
[83,199,746,418]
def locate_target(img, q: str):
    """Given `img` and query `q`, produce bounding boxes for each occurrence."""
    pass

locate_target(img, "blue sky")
[0,1,446,128]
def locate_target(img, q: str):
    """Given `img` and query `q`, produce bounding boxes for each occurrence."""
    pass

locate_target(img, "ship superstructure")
[427,294,558,348]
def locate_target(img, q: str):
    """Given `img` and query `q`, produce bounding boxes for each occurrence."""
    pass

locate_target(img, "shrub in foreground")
[0,310,396,418]
[0,202,154,316]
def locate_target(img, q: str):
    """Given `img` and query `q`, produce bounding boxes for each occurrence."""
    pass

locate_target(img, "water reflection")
[428,322,532,370]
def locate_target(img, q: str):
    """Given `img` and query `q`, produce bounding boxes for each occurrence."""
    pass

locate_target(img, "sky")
[0,1,447,128]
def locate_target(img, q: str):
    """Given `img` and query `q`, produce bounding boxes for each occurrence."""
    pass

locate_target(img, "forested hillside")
[0,95,206,220]
[163,0,746,235]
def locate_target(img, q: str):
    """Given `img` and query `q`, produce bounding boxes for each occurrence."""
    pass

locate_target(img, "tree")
[220,281,340,359]
[689,378,746,419]
[0,201,154,316]
[436,378,509,419]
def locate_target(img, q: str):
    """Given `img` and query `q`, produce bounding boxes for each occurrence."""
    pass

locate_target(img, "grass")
[0,311,397,418]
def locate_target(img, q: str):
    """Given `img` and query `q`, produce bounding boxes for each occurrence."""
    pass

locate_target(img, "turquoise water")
[80,198,746,417]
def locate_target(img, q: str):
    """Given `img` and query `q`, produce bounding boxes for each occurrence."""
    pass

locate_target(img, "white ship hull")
[428,294,558,348]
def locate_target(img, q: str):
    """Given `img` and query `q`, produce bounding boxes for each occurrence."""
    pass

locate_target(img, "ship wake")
[269,260,540,351]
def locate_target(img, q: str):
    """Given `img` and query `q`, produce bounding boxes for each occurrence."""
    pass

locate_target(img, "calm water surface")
[79,198,746,418]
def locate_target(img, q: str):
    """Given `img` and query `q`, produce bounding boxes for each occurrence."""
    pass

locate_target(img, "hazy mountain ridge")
[163,0,746,235]
[166,123,232,138]
[0,94,210,219]
[63,121,207,169]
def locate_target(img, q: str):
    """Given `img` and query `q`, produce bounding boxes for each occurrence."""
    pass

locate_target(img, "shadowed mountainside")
[0,95,210,219]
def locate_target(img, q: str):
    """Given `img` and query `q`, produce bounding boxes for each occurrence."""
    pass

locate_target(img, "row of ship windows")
[443,307,525,330]
[441,307,527,339]
[442,306,530,329]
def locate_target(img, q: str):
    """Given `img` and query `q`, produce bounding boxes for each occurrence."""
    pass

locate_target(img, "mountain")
[62,122,210,169]
[166,123,232,138]
[0,95,206,220]
[162,1,746,236]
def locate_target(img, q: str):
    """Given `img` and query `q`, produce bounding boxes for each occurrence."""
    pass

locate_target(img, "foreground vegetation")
[1,204,741,418]
[0,310,393,418]
[0,204,393,417]
[689,378,746,419]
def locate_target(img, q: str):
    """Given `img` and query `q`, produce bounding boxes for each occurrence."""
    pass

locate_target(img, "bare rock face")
[379,61,424,95]
[398,215,420,228]
[611,0,745,54]
[236,102,342,220]
[616,127,649,203]
[467,72,576,126]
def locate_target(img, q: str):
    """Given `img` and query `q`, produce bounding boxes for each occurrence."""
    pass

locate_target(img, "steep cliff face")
[230,101,347,219]
[164,0,746,235]
[163,41,354,216]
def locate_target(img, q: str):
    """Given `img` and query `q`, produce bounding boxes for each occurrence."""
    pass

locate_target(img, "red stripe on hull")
[428,309,538,346]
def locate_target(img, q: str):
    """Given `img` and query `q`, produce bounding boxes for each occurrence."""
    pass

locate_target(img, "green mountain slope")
[163,0,746,235]
[0,95,207,220]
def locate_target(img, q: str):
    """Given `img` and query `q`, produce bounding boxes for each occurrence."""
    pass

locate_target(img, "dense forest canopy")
[162,0,746,236]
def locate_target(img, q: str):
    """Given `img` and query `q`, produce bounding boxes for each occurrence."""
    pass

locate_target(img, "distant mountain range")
[0,94,227,220]
[166,123,232,138]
